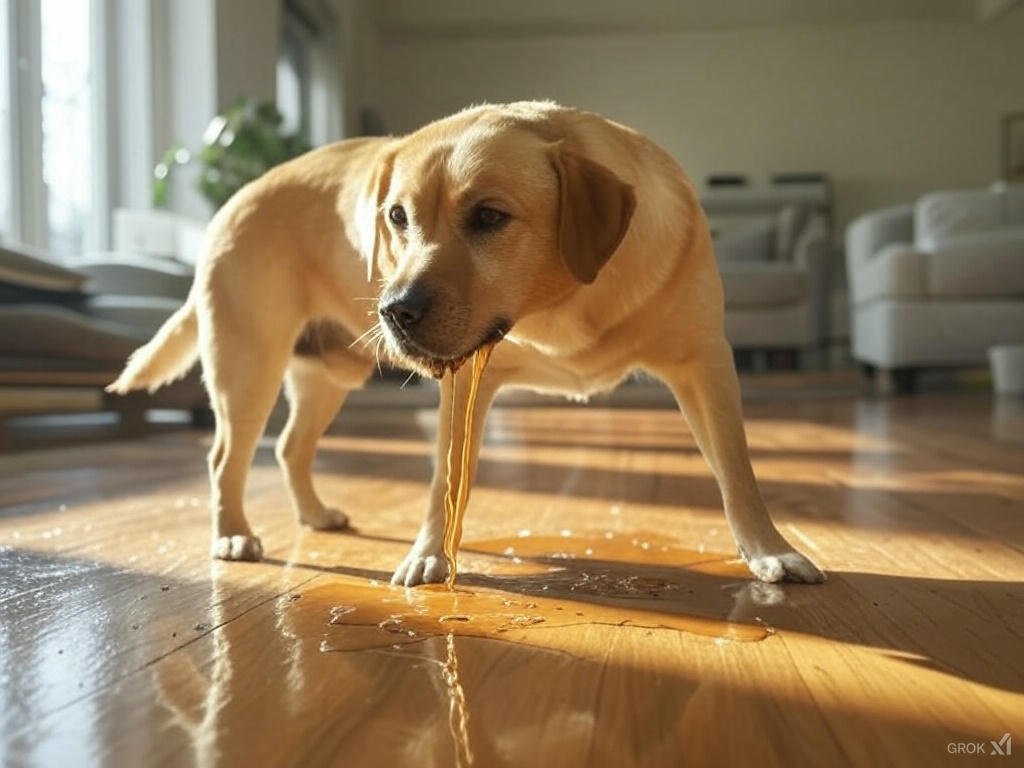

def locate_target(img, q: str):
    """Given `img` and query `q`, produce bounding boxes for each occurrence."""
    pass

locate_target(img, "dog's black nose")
[380,285,431,332]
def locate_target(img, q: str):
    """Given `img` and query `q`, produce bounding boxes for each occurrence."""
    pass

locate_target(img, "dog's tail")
[106,296,199,395]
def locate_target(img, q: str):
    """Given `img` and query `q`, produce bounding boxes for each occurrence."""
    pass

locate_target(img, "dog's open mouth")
[391,320,510,379]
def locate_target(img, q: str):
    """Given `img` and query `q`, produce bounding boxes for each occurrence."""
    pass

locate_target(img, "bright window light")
[40,0,94,257]
[0,0,10,240]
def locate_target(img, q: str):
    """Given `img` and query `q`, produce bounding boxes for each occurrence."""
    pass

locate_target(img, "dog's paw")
[391,547,448,587]
[300,506,350,531]
[212,535,263,562]
[744,548,825,584]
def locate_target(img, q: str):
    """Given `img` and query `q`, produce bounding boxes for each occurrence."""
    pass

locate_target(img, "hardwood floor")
[1,386,1022,767]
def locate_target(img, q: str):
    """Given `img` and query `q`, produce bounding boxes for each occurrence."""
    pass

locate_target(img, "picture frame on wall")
[1004,112,1024,182]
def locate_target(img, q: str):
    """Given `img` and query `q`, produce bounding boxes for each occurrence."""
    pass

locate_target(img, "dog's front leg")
[391,364,501,587]
[648,339,824,583]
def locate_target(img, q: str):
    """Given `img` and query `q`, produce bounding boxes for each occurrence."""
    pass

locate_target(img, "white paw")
[212,535,263,561]
[300,506,350,531]
[391,546,448,587]
[744,549,825,584]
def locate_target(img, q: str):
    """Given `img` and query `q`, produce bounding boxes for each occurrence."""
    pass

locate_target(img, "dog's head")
[359,104,636,377]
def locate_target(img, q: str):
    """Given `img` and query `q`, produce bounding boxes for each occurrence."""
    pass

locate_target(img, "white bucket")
[989,345,1024,396]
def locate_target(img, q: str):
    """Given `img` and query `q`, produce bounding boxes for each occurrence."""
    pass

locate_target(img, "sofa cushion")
[916,190,1000,246]
[0,242,87,293]
[83,295,183,335]
[719,262,808,308]
[714,221,774,263]
[926,228,1024,298]
[916,186,1024,247]
[1000,183,1024,223]
[0,304,147,360]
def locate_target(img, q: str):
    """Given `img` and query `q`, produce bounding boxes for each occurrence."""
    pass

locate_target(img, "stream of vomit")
[441,344,495,590]
[443,632,474,767]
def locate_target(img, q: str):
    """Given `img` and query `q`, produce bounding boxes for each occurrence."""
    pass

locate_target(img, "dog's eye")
[388,204,408,228]
[468,205,510,233]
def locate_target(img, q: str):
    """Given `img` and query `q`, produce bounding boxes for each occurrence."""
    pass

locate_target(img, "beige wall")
[372,15,1024,235]
[214,0,280,108]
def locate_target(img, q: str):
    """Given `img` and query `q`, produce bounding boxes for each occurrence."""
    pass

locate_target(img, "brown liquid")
[313,533,769,653]
[316,580,766,652]
[441,344,495,590]
[443,631,473,768]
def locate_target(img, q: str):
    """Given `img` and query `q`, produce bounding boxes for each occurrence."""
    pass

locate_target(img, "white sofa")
[846,184,1024,392]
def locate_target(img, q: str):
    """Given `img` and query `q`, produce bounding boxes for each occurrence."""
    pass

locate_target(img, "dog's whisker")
[348,324,382,350]
[362,325,386,347]
[373,336,385,376]
[399,369,418,389]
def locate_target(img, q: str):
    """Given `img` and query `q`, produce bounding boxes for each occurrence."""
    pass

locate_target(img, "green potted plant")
[152,98,311,210]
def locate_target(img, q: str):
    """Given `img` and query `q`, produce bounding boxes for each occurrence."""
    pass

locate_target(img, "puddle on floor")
[305,533,770,652]
[467,531,745,576]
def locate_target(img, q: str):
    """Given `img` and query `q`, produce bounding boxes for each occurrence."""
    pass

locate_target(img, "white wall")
[373,15,1024,235]
[331,0,382,137]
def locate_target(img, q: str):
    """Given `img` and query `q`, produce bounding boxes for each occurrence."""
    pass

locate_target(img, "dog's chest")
[504,342,635,400]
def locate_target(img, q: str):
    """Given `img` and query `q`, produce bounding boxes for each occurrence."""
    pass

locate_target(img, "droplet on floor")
[328,605,357,625]
[378,614,407,633]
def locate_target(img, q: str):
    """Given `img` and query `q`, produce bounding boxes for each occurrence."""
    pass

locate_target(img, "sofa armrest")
[848,243,927,305]
[82,295,183,334]
[792,225,833,342]
[845,205,914,269]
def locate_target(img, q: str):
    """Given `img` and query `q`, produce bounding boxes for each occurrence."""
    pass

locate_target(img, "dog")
[109,101,824,586]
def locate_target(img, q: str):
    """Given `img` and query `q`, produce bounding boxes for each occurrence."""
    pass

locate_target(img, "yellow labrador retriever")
[109,101,824,586]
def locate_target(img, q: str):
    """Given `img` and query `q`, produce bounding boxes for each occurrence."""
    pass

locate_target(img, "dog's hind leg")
[276,353,372,530]
[202,314,299,562]
[647,339,824,584]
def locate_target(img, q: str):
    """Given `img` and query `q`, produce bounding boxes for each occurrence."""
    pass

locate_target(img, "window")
[277,7,312,139]
[277,2,343,147]
[40,0,97,257]
[0,0,10,240]
[0,0,102,257]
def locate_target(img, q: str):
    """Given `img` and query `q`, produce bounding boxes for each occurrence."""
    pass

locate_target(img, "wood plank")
[1,391,1022,766]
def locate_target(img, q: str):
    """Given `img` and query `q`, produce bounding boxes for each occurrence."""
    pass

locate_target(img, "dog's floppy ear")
[355,147,396,283]
[549,144,636,284]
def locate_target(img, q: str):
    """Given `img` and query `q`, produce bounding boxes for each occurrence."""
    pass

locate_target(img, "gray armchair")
[713,205,835,364]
